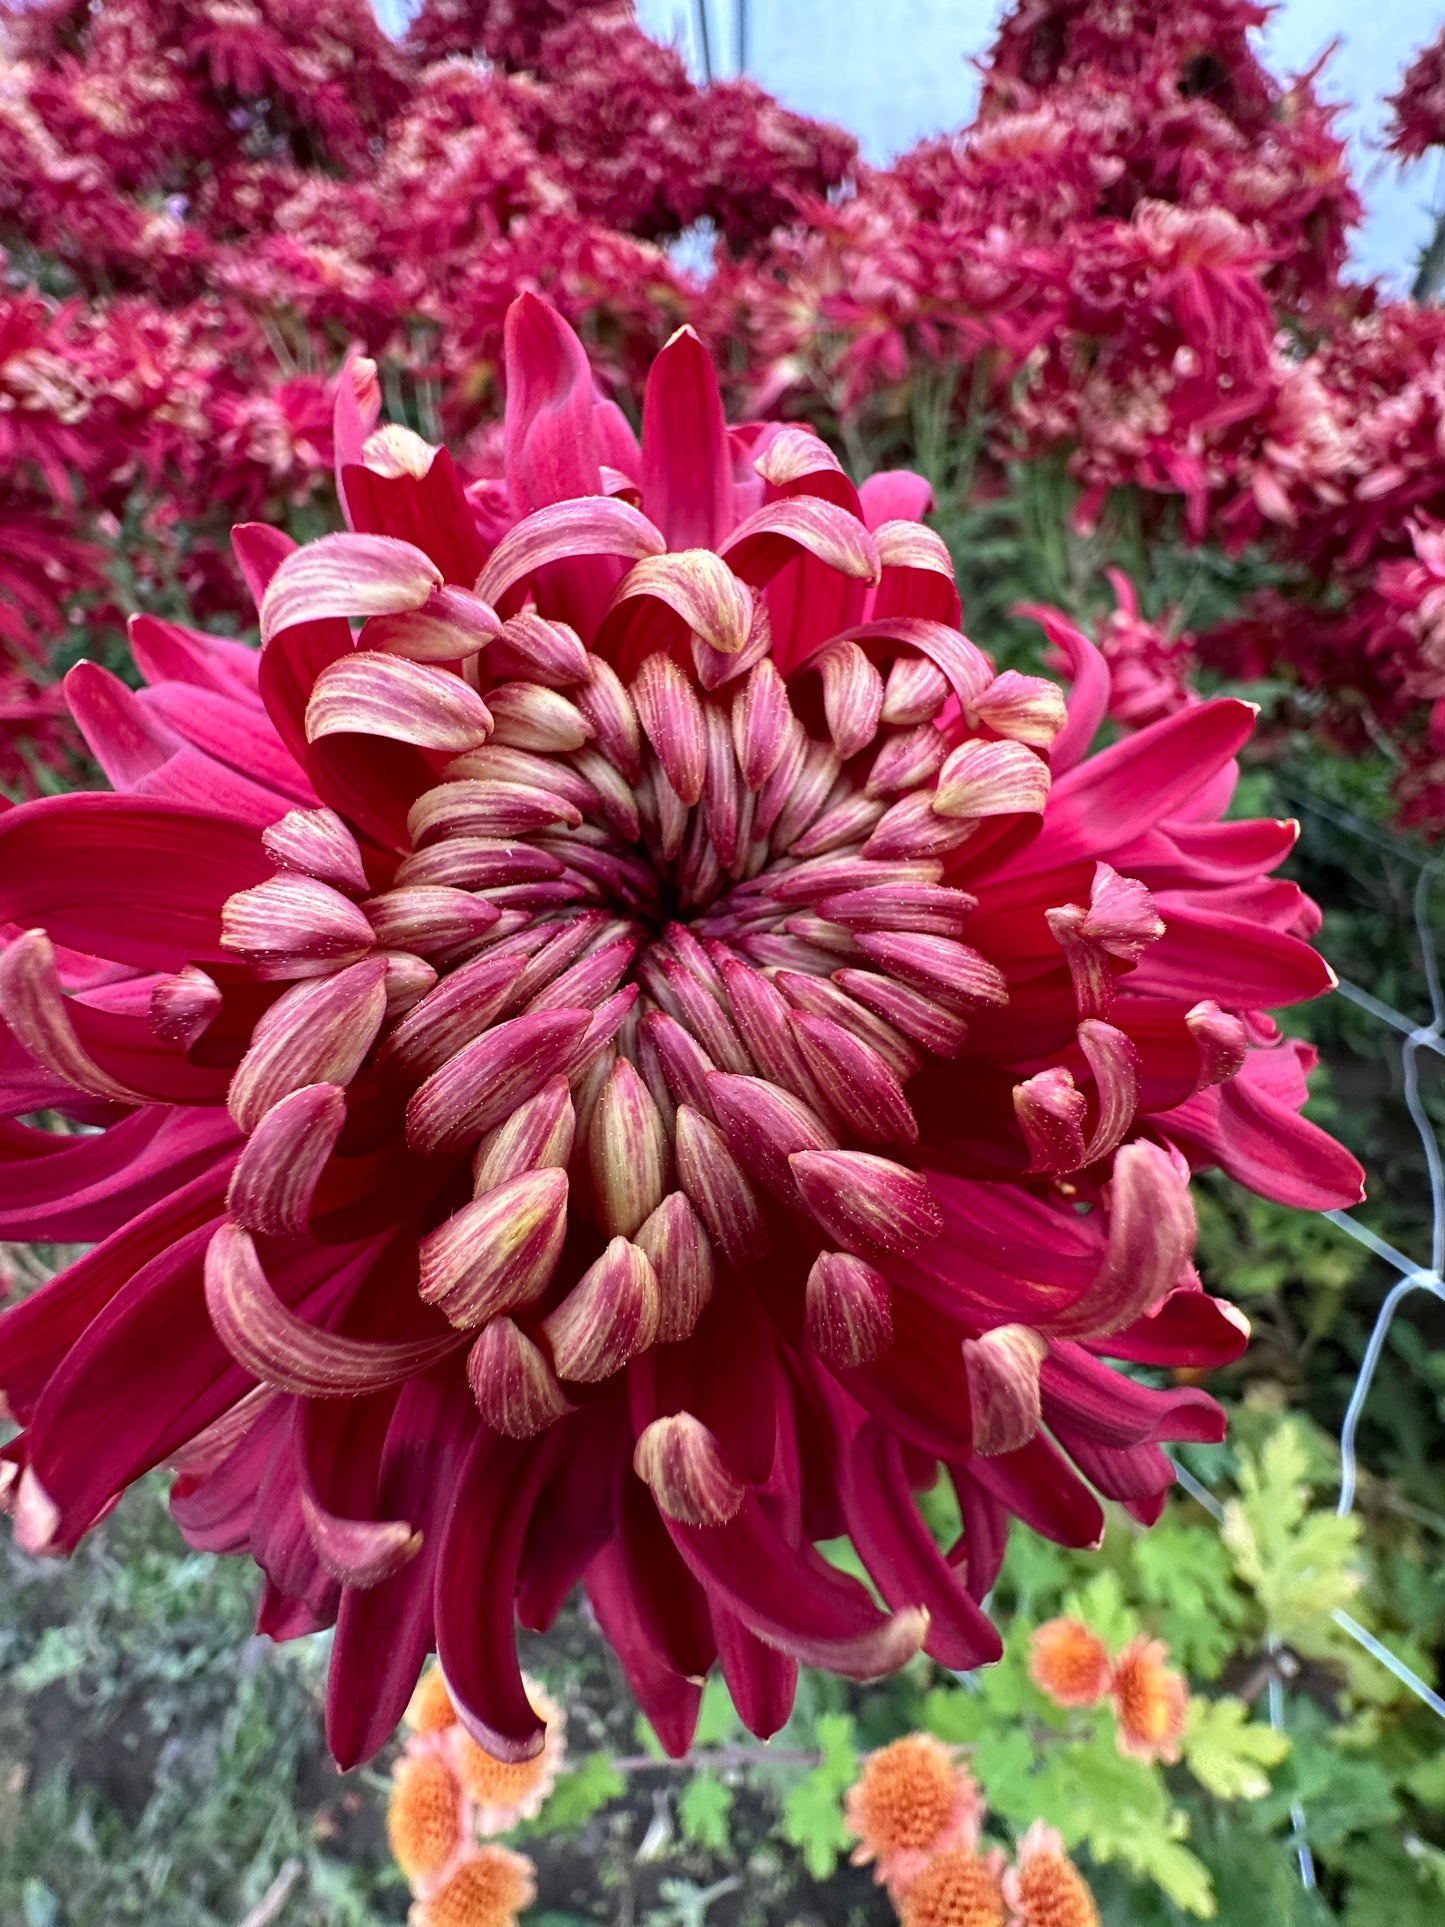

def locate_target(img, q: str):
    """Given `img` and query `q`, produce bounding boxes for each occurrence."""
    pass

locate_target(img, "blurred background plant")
[2,1,1445,1923]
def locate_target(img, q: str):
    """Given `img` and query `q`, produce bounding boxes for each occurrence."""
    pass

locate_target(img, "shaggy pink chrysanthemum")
[0,296,1360,1768]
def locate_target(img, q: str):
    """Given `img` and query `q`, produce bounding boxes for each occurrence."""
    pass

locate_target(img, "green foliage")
[528,1753,626,1835]
[1131,1517,1249,1680]
[1340,1838,1445,1927]
[1184,1699,1291,1801]
[1221,1421,1363,1662]
[677,1773,733,1854]
[777,1714,858,1881]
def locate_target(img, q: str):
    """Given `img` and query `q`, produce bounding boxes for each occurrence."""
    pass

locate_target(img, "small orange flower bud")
[897,1848,1008,1927]
[387,1753,464,1885]
[1004,1821,1100,1927]
[844,1733,984,1894]
[1108,1636,1189,1764]
[1028,1618,1111,1708]
[409,1844,537,1927]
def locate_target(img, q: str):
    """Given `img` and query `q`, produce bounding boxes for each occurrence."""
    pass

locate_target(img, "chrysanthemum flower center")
[898,1849,1008,1927]
[853,1735,964,1852]
[1107,1638,1188,1763]
[214,621,1054,1444]
[1029,1618,1111,1707]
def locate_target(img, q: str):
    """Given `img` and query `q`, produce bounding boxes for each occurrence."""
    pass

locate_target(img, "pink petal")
[0,795,271,970]
[641,324,735,549]
[259,533,441,645]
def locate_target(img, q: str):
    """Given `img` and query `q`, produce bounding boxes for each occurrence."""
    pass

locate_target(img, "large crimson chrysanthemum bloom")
[0,297,1361,1768]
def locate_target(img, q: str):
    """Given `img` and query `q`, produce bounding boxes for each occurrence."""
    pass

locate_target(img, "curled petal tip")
[634,1414,746,1527]
[11,1467,62,1557]
[963,1325,1048,1457]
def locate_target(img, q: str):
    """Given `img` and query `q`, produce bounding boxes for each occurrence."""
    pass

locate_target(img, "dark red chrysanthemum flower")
[0,297,1362,1767]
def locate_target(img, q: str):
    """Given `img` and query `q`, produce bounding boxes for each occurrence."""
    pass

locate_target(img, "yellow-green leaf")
[1183,1696,1290,1800]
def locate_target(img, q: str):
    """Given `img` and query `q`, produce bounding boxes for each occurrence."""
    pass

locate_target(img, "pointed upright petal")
[641,325,735,549]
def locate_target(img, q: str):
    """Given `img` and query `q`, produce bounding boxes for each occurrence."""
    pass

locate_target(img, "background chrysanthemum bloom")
[1107,1636,1189,1764]
[1003,1821,1100,1927]
[408,1843,536,1927]
[845,1733,983,1891]
[897,1846,1008,1927]
[1027,1617,1110,1708]
[0,294,1362,1768]
[388,1751,467,1890]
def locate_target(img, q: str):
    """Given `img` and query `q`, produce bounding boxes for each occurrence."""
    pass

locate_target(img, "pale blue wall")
[374,0,1443,292]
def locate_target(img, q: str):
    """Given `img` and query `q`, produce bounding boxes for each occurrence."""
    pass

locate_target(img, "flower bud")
[634,1191,714,1343]
[812,638,884,760]
[467,1317,574,1437]
[789,1148,942,1256]
[673,1104,769,1265]
[150,963,223,1049]
[262,805,370,894]
[220,873,375,980]
[487,681,594,753]
[472,1077,576,1192]
[968,669,1068,747]
[588,1056,671,1238]
[805,1251,893,1369]
[881,652,949,725]
[541,1237,660,1382]
[418,1169,570,1328]
[228,958,388,1133]
[731,657,793,789]
[631,652,707,806]
[227,1082,346,1236]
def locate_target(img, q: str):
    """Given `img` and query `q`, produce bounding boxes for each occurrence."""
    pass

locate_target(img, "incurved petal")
[475,498,667,613]
[435,1428,564,1761]
[721,497,880,590]
[259,533,440,645]
[204,1222,457,1397]
[1044,1141,1196,1339]
[665,1492,928,1678]
[841,1420,1002,1670]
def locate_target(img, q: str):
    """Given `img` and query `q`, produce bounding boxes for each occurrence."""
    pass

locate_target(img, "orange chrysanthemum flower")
[1004,1821,1100,1927]
[1107,1636,1189,1764]
[388,1753,465,1886]
[448,1675,567,1834]
[845,1733,984,1893]
[1028,1619,1110,1709]
[409,1844,537,1927]
[898,1847,1008,1927]
[407,1664,462,1736]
